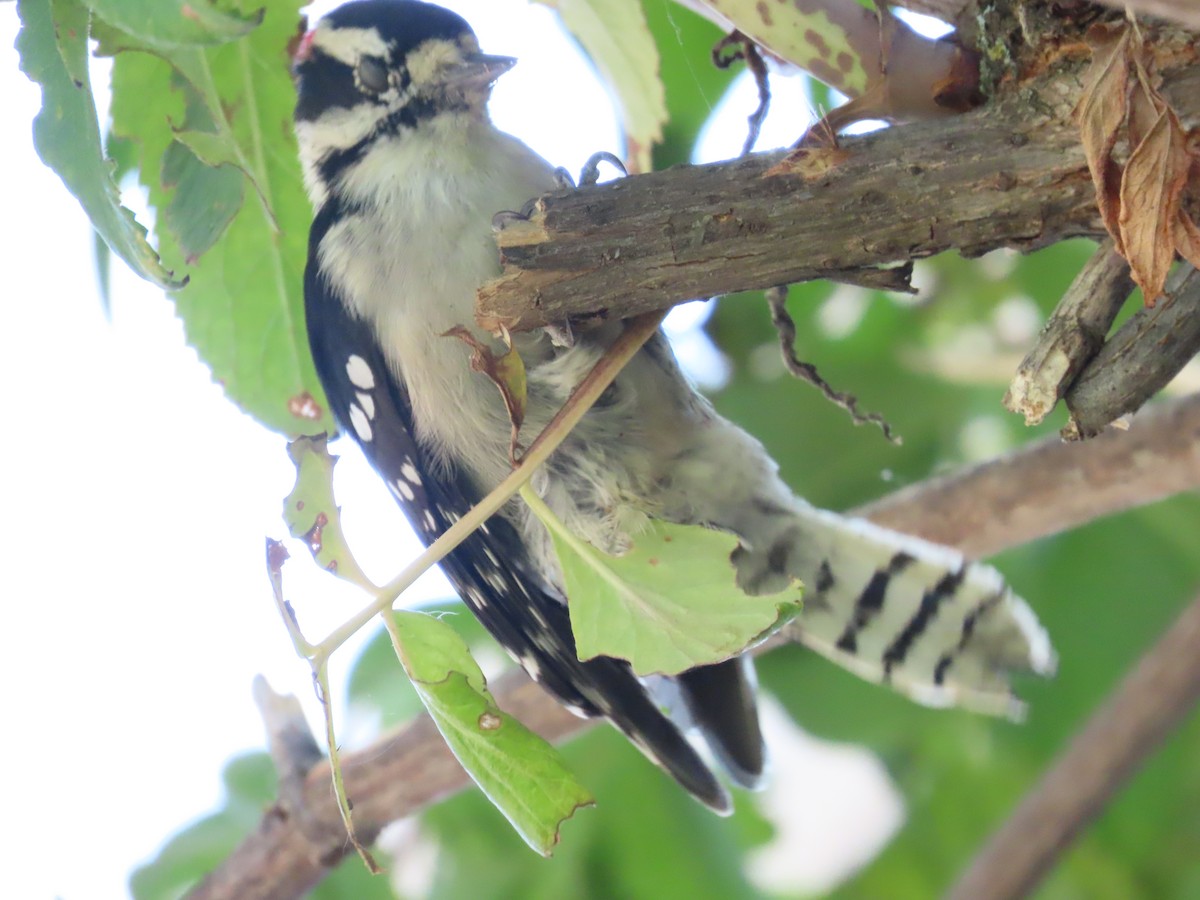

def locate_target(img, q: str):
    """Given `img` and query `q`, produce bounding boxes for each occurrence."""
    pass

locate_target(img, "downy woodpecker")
[293,0,1054,812]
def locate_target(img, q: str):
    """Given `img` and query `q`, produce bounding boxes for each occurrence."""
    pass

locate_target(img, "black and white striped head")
[293,0,515,200]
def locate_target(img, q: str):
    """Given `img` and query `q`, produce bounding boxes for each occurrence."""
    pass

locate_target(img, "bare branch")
[192,393,1200,899]
[946,587,1200,900]
[1063,264,1200,438]
[1004,239,1133,426]
[857,391,1200,558]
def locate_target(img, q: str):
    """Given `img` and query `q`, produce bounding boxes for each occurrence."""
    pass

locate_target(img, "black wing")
[304,202,730,812]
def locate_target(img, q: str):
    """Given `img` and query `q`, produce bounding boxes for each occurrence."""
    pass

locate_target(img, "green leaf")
[388,609,594,856]
[283,435,373,589]
[422,724,771,900]
[701,0,873,95]
[105,0,335,437]
[85,0,263,49]
[16,0,184,290]
[345,601,490,731]
[536,0,667,172]
[522,486,801,676]
[161,139,244,262]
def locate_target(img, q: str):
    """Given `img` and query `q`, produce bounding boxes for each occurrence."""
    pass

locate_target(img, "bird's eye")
[356,56,390,94]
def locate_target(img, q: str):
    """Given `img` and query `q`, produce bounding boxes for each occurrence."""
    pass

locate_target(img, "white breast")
[318,116,559,489]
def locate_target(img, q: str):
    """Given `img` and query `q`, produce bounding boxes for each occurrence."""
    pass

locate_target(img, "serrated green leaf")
[16,0,183,290]
[536,0,666,172]
[105,0,335,437]
[283,435,372,589]
[388,609,593,856]
[522,487,801,676]
[85,0,263,49]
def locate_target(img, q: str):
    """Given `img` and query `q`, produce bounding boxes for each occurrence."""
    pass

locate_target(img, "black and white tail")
[741,503,1056,718]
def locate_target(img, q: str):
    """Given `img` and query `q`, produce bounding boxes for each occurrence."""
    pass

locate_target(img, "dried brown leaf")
[1074,23,1134,252]
[1174,205,1200,270]
[444,325,528,463]
[1119,104,1192,304]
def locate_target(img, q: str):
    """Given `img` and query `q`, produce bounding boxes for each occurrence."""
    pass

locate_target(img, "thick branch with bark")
[476,64,1199,335]
[193,393,1200,900]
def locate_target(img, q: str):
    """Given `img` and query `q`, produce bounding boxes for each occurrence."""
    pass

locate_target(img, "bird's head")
[293,0,516,198]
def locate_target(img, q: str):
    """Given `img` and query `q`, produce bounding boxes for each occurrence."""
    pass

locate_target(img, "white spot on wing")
[400,461,421,485]
[422,510,437,532]
[348,403,373,442]
[394,479,415,501]
[521,656,542,680]
[356,391,375,419]
[345,354,376,389]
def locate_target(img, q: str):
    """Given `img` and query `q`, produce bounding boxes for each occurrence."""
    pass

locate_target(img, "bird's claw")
[554,151,627,190]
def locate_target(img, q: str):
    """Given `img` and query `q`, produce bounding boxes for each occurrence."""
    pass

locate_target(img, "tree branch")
[946,587,1200,900]
[191,392,1200,900]
[475,45,1200,335]
[1063,264,1200,439]
[858,392,1200,558]
[1004,239,1133,427]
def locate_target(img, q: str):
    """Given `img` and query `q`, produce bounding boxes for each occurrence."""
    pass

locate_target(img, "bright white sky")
[0,3,906,897]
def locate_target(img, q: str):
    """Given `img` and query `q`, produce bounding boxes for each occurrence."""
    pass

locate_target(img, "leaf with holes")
[523,487,802,676]
[387,609,594,856]
[282,436,372,590]
[535,0,666,173]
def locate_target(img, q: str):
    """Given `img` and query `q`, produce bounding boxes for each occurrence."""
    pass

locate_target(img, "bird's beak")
[445,52,517,90]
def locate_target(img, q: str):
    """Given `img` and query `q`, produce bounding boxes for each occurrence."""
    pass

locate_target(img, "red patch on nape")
[293,29,316,63]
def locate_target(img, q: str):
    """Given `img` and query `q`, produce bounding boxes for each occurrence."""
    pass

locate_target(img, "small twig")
[766,285,901,444]
[946,588,1200,900]
[712,30,771,156]
[1004,239,1133,426]
[1063,263,1200,439]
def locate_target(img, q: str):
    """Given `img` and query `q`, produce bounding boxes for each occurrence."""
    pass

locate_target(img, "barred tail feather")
[782,509,1056,718]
